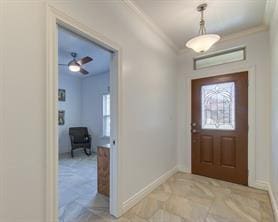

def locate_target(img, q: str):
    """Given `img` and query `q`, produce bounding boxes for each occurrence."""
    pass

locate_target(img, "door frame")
[185,66,259,188]
[46,5,123,222]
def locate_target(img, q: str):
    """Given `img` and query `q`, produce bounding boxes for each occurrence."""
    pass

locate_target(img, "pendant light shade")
[186,3,220,53]
[186,34,220,53]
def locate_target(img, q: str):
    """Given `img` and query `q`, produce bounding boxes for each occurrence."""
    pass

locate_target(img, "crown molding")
[264,0,277,25]
[121,0,179,53]
[179,25,268,55]
[121,0,272,55]
[219,24,268,43]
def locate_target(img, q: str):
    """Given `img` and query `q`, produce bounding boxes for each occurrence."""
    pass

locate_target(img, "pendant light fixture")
[186,3,220,53]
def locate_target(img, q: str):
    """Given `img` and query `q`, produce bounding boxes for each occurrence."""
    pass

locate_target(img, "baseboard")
[267,183,278,222]
[177,165,191,173]
[121,166,178,215]
[249,179,268,191]
[177,168,269,192]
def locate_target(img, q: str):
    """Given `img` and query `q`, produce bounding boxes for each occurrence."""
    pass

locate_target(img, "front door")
[191,72,248,185]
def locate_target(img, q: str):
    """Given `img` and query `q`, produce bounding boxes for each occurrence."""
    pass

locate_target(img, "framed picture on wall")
[58,89,66,101]
[58,110,65,125]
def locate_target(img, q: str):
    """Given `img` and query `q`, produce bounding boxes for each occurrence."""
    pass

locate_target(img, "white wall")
[81,72,110,152]
[177,31,271,186]
[0,1,177,221]
[58,73,82,153]
[270,0,278,217]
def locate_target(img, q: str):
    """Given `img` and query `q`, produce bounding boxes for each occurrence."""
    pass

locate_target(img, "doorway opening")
[46,8,122,222]
[191,72,248,185]
[58,26,115,221]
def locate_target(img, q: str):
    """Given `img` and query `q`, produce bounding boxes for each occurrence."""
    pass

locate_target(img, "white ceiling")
[131,0,267,50]
[58,27,111,77]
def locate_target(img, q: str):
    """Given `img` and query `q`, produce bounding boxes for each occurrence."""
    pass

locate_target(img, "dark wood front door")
[191,72,248,185]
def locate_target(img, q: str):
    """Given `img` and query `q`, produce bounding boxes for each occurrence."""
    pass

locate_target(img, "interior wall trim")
[46,4,123,221]
[250,180,268,191]
[121,0,270,55]
[121,166,178,215]
[121,0,178,53]
[267,183,278,222]
[177,165,191,174]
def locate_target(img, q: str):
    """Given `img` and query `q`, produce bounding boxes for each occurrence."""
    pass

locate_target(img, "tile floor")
[59,151,109,222]
[59,153,274,222]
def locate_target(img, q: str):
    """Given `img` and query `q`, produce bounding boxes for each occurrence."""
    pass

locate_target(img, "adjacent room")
[58,27,112,221]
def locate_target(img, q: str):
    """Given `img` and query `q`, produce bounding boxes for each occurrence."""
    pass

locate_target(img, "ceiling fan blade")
[80,68,89,75]
[77,56,93,65]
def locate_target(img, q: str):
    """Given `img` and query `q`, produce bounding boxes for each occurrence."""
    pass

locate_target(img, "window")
[201,82,235,130]
[102,94,110,137]
[194,47,246,70]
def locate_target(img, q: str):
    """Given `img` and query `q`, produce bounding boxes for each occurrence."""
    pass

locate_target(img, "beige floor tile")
[148,209,186,222]
[59,156,274,222]
[126,197,163,219]
[231,188,270,203]
[164,195,210,221]
[209,194,262,222]
[260,201,275,222]
[205,214,237,222]
[148,185,171,202]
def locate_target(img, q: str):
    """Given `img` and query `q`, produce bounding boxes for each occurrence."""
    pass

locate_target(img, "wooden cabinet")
[97,145,110,197]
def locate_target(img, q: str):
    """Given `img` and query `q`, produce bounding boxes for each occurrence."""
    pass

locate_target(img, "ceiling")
[131,0,267,50]
[58,27,111,77]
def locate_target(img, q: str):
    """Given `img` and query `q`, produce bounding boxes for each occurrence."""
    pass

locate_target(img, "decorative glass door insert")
[201,82,235,130]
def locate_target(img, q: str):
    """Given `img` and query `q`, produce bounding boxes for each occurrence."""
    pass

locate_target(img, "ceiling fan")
[59,52,93,75]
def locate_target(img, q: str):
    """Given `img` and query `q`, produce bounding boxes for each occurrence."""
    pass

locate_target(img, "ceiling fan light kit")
[68,61,81,72]
[59,52,93,75]
[186,3,220,53]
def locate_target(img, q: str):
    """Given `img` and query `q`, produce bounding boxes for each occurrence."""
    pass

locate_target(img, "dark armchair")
[69,127,92,158]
